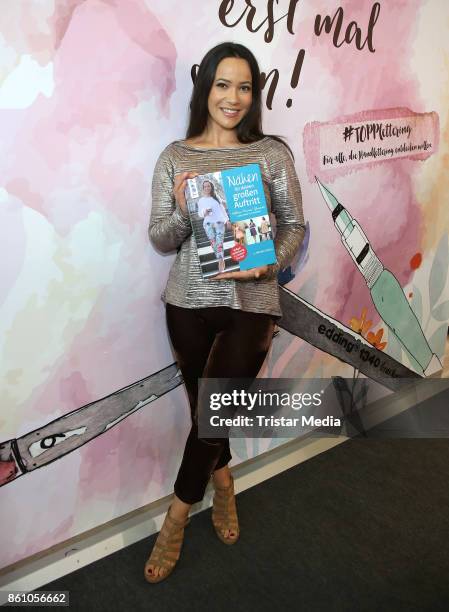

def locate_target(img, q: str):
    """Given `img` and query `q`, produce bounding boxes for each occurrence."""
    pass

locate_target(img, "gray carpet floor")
[40,437,449,612]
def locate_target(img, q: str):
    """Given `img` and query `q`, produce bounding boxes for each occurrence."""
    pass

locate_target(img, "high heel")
[144,506,190,583]
[212,474,240,545]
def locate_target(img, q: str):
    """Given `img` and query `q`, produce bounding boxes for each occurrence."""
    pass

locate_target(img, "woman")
[249,219,257,243]
[259,216,270,241]
[146,42,305,583]
[233,221,247,246]
[197,179,229,273]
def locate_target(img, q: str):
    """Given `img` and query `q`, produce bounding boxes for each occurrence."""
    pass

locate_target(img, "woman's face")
[202,181,212,196]
[207,57,252,134]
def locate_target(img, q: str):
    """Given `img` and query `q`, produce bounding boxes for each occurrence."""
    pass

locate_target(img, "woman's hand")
[174,171,198,213]
[213,265,269,281]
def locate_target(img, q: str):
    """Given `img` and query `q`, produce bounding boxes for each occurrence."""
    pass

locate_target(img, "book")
[185,164,277,278]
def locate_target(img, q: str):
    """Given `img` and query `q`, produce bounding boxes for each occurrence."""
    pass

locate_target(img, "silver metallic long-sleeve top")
[149,137,305,317]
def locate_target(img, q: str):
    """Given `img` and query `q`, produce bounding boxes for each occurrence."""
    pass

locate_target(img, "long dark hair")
[201,179,220,204]
[186,42,293,158]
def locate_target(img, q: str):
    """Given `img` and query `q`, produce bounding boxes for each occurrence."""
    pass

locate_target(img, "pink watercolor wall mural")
[1,0,449,569]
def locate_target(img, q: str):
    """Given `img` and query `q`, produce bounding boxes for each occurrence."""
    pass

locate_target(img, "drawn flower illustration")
[410,252,422,270]
[349,308,373,337]
[366,328,387,351]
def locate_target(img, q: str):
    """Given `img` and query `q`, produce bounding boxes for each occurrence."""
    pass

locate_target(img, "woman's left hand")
[213,265,269,281]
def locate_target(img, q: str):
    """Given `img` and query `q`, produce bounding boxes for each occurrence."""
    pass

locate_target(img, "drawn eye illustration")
[29,427,87,458]
[40,434,66,449]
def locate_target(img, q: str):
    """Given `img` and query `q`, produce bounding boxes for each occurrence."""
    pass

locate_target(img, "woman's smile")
[220,107,240,117]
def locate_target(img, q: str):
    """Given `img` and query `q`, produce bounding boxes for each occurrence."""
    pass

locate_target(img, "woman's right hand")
[174,172,198,213]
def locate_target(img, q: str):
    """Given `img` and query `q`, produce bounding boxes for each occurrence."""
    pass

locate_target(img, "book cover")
[185,163,277,278]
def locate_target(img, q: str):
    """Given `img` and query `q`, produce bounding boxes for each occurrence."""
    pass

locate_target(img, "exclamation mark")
[286,49,305,108]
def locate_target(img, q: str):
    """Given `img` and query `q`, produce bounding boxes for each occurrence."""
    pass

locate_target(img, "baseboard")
[0,434,347,601]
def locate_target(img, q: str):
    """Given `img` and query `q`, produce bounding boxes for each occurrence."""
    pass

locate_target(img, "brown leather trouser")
[166,303,276,504]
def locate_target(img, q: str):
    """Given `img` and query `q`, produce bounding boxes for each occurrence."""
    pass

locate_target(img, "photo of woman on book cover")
[233,221,247,246]
[258,216,272,241]
[248,219,257,243]
[197,179,230,273]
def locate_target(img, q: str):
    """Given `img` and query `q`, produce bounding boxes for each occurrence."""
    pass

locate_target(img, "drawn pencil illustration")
[315,177,443,377]
[0,288,420,489]
[0,364,182,488]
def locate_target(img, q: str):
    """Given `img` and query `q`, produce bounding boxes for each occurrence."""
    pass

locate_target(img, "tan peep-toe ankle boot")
[212,474,240,545]
[144,506,190,583]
